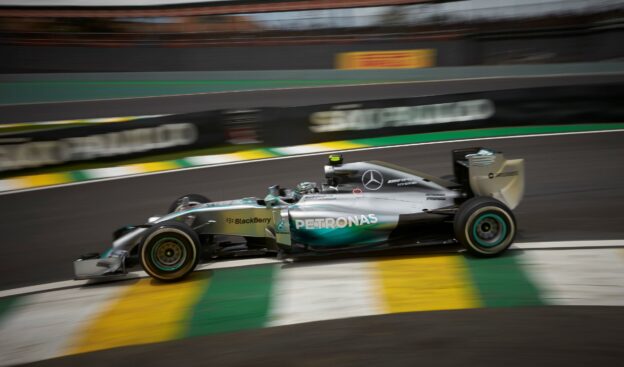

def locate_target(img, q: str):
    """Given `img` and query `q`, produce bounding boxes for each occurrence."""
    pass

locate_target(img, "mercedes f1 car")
[74,147,524,281]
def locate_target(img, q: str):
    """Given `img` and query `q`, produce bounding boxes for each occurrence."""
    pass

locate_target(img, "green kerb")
[464,254,544,308]
[68,170,89,182]
[0,296,19,323]
[174,159,193,168]
[184,265,275,337]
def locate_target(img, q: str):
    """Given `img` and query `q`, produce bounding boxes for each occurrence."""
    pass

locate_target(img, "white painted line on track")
[3,71,623,107]
[1,127,623,196]
[511,239,624,250]
[1,240,622,299]
[0,257,281,299]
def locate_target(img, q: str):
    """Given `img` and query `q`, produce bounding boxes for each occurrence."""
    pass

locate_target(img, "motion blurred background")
[1,0,623,72]
[1,0,624,175]
[1,1,624,367]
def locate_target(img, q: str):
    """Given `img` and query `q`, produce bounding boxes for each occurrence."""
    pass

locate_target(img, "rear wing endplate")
[453,148,525,209]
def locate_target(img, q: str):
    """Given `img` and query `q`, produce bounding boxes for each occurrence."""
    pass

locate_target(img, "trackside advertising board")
[267,83,624,145]
[0,109,265,173]
[336,50,436,69]
[1,83,623,173]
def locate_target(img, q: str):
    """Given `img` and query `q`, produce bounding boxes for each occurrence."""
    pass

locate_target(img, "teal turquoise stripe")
[185,265,275,337]
[465,254,544,308]
[0,79,373,105]
[352,123,624,147]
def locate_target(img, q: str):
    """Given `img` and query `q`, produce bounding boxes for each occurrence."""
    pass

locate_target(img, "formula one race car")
[74,147,524,281]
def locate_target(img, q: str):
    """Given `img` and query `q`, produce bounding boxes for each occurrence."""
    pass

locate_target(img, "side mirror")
[265,185,282,208]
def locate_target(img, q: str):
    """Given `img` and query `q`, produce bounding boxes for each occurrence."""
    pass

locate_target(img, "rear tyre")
[454,197,516,257]
[140,221,200,282]
[168,194,210,213]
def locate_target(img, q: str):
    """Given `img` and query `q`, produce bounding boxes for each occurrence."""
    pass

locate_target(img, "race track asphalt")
[2,73,624,123]
[1,130,623,291]
[24,306,624,367]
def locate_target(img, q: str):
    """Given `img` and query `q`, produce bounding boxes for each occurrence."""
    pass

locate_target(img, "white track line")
[511,240,624,250]
[3,71,624,107]
[1,127,623,197]
[0,257,281,299]
[1,240,622,299]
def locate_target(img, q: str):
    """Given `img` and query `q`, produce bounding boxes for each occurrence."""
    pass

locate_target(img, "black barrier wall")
[1,83,623,173]
[263,83,624,146]
[0,111,225,172]
[2,27,624,73]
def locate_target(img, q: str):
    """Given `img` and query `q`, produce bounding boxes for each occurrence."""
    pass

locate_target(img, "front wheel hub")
[151,237,187,271]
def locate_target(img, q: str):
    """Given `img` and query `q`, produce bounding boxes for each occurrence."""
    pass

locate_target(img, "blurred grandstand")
[0,0,623,71]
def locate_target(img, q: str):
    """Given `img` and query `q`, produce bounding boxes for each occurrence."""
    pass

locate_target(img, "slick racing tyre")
[168,194,211,213]
[454,197,516,257]
[140,221,200,282]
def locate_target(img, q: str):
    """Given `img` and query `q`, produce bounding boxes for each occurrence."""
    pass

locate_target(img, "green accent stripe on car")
[185,265,275,337]
[464,254,544,308]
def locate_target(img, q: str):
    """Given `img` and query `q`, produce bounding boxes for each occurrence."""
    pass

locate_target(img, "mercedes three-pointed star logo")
[362,170,384,191]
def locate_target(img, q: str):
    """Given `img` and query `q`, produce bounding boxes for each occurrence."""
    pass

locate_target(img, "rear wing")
[453,148,525,209]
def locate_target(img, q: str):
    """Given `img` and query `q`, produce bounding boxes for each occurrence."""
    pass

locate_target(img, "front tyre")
[140,221,200,281]
[454,197,516,257]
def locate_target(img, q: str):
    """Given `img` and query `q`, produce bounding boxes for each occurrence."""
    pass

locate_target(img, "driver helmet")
[294,181,318,200]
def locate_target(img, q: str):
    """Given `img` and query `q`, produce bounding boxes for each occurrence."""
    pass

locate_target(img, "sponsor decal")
[336,49,435,70]
[388,178,419,187]
[309,99,494,133]
[295,214,378,230]
[426,193,447,200]
[300,194,337,201]
[362,170,384,191]
[0,123,197,172]
[226,217,271,225]
[352,187,363,197]
[488,171,519,179]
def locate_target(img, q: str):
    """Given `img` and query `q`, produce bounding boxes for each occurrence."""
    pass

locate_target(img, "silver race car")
[74,147,524,282]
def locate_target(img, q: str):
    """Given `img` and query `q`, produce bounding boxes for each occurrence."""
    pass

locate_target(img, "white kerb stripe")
[268,261,382,327]
[185,153,240,166]
[0,284,124,366]
[512,239,624,250]
[0,178,21,192]
[520,249,624,306]
[84,166,142,179]
[271,144,332,155]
